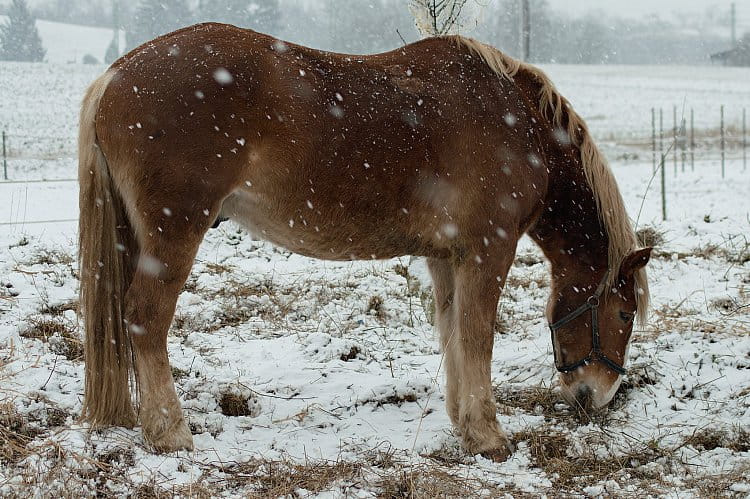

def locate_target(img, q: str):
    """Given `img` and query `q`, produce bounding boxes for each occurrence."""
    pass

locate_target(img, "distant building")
[711,34,750,66]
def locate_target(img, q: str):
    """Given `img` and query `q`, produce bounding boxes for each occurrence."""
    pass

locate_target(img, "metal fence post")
[659,108,663,165]
[743,107,747,172]
[690,108,695,171]
[2,131,7,180]
[721,105,725,179]
[651,108,656,174]
[673,105,677,175]
[661,148,667,221]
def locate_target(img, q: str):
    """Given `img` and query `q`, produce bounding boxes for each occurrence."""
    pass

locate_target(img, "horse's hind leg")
[451,250,515,460]
[125,217,209,452]
[427,258,460,426]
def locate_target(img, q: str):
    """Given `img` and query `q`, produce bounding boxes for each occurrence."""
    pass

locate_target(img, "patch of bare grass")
[219,392,255,417]
[515,425,673,489]
[685,464,750,497]
[515,252,544,266]
[219,457,364,498]
[0,402,40,465]
[27,248,74,266]
[495,385,567,419]
[686,427,750,452]
[367,295,386,320]
[376,467,516,498]
[340,345,361,362]
[637,225,665,248]
[23,318,82,360]
[205,277,305,330]
[21,315,83,361]
[505,273,548,290]
[38,300,78,316]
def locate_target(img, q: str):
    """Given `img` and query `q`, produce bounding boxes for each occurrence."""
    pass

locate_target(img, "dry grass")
[685,463,750,497]
[367,295,386,320]
[0,402,40,465]
[636,225,665,248]
[376,467,519,498]
[218,457,365,497]
[511,420,750,495]
[202,277,307,331]
[356,390,420,409]
[495,385,566,419]
[38,300,78,316]
[26,249,74,267]
[340,345,362,362]
[505,273,548,290]
[20,315,83,361]
[652,235,750,265]
[219,392,254,417]
[646,304,750,336]
[515,425,670,489]
[217,454,523,498]
[686,427,750,452]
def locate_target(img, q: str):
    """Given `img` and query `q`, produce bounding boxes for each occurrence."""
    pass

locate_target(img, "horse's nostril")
[575,385,593,412]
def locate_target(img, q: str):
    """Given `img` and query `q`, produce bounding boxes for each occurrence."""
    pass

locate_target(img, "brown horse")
[78,23,651,460]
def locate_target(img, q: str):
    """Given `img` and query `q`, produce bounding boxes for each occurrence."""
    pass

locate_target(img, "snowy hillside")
[0,15,124,64]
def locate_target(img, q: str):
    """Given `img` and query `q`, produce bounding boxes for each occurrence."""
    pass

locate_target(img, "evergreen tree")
[0,0,45,62]
[127,0,192,50]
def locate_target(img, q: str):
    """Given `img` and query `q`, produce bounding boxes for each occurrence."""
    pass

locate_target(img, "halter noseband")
[548,270,627,376]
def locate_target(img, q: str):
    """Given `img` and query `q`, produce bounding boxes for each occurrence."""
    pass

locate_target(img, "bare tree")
[409,0,470,36]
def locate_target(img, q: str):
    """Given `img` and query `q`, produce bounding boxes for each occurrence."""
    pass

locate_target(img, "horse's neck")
[528,150,609,283]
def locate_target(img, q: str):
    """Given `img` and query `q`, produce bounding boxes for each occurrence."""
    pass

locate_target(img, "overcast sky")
[546,0,746,22]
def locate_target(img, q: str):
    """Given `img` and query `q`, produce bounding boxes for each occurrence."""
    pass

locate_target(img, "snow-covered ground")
[0,60,748,496]
[0,15,125,64]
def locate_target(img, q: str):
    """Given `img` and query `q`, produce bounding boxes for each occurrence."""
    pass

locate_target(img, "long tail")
[78,70,138,427]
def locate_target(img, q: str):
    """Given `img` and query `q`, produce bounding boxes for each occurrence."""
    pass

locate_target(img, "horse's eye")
[619,311,635,323]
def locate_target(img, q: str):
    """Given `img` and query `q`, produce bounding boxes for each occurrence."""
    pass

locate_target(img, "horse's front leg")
[451,247,515,461]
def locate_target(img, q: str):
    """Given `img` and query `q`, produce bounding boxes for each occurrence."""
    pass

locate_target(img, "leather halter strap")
[548,270,627,376]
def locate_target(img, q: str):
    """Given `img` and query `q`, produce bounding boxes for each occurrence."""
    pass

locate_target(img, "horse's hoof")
[480,445,513,462]
[145,418,194,453]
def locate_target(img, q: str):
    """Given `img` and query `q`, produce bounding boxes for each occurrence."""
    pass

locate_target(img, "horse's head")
[548,247,652,411]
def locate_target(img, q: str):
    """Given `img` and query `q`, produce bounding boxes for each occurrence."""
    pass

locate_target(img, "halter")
[548,270,627,376]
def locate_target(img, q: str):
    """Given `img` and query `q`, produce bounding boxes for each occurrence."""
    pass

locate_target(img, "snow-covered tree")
[409,0,471,37]
[0,0,45,62]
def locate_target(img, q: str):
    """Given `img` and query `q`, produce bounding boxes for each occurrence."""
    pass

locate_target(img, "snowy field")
[0,58,749,497]
[0,16,125,64]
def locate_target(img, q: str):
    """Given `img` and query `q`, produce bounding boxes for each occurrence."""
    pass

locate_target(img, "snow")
[0,15,126,64]
[0,60,749,496]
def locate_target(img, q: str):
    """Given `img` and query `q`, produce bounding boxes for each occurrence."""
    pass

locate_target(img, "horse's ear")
[620,247,652,279]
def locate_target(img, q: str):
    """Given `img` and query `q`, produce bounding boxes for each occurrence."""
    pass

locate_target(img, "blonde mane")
[454,36,649,324]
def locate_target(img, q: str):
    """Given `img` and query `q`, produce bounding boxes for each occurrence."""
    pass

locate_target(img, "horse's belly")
[219,188,443,261]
